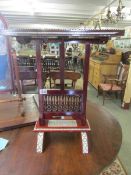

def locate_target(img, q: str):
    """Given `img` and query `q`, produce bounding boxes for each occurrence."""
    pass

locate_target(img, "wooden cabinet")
[89,53,121,89]
[89,61,101,89]
[89,61,94,83]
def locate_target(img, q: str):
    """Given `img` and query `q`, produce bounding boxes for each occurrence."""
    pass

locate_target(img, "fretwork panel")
[43,95,82,112]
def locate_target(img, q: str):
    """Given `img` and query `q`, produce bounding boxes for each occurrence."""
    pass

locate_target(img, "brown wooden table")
[0,94,38,131]
[49,71,81,88]
[0,100,122,175]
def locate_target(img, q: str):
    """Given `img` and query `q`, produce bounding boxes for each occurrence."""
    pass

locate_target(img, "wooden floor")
[0,94,38,131]
[0,100,122,175]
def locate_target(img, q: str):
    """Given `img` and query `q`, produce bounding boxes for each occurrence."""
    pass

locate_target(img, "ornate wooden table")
[0,100,122,175]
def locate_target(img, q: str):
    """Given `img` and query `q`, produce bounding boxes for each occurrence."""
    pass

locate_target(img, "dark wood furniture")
[34,40,91,154]
[0,100,122,175]
[0,94,38,131]
[42,57,74,72]
[18,64,49,93]
[0,14,26,111]
[17,56,36,67]
[97,63,129,105]
[1,27,124,153]
[19,71,37,93]
[19,65,35,72]
[42,57,59,72]
[49,71,81,88]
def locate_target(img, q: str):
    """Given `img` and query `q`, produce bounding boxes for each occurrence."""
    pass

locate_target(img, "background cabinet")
[89,53,121,89]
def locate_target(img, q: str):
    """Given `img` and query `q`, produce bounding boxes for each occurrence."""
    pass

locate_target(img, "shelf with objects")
[122,56,131,109]
[1,25,125,154]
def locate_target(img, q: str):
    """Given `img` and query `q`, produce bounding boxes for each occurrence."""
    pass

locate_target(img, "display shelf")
[34,119,91,132]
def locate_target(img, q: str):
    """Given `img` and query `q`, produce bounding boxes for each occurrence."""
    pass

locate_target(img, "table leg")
[81,132,88,154]
[36,132,44,153]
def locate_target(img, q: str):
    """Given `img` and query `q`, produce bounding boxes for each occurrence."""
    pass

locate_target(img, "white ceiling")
[0,0,131,29]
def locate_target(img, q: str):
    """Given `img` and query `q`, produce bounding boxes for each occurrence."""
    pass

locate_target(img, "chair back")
[117,62,123,80]
[117,63,129,88]
[19,71,37,80]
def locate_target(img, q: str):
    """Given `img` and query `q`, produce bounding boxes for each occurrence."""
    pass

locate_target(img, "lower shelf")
[34,119,91,132]
[34,120,90,154]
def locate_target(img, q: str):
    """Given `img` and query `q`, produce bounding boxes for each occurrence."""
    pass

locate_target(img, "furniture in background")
[89,52,121,89]
[0,14,25,116]
[17,56,37,93]
[19,70,49,93]
[19,65,35,73]
[42,56,75,72]
[48,71,81,88]
[0,94,38,131]
[121,51,131,65]
[17,56,36,67]
[97,63,129,105]
[19,71,37,93]
[42,57,59,72]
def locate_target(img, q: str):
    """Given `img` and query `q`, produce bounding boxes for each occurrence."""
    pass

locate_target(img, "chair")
[19,71,37,93]
[19,71,48,93]
[102,62,124,83]
[97,63,129,105]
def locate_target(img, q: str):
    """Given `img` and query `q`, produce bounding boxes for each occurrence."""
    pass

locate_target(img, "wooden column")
[12,51,22,99]
[36,40,44,125]
[59,39,65,90]
[82,43,90,123]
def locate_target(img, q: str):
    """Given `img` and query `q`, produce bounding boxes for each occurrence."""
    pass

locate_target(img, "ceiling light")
[101,0,125,25]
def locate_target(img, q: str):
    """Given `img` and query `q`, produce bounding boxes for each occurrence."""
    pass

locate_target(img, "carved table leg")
[81,132,88,154]
[36,132,44,153]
